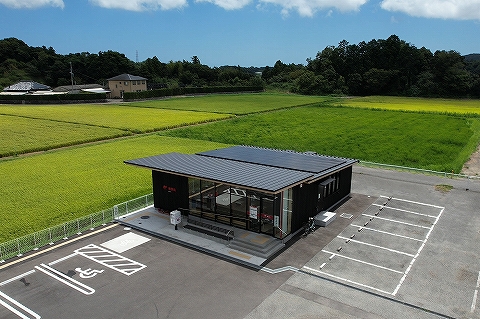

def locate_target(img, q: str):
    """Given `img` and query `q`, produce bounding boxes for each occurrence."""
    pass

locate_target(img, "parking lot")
[303,195,444,296]
[0,165,479,319]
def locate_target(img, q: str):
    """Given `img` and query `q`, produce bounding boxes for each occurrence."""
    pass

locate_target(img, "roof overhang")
[125,146,358,194]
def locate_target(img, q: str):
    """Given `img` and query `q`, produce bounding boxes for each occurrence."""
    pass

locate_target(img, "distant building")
[53,84,110,94]
[1,80,52,95]
[107,74,147,98]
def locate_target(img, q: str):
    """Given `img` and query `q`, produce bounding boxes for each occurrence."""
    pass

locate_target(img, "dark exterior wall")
[291,166,353,233]
[152,171,189,212]
[292,182,318,232]
[317,166,353,212]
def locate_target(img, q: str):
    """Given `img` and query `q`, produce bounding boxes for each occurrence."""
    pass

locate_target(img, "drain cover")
[340,213,353,219]
[140,215,150,219]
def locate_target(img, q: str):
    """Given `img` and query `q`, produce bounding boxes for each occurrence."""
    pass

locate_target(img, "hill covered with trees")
[1,35,479,98]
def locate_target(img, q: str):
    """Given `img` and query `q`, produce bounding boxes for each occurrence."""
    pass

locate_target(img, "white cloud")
[195,0,251,10]
[259,0,368,17]
[0,0,64,9]
[381,0,480,20]
[89,0,187,11]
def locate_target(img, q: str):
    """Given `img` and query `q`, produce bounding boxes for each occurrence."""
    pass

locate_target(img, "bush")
[0,93,107,104]
[123,86,264,101]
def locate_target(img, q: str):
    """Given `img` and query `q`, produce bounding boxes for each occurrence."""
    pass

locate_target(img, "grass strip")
[0,135,228,242]
[161,104,475,173]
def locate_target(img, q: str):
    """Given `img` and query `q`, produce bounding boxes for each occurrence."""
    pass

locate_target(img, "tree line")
[0,37,263,90]
[1,35,480,97]
[263,35,480,97]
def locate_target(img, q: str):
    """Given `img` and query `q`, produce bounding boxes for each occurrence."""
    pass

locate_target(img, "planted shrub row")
[123,86,264,101]
[0,93,107,104]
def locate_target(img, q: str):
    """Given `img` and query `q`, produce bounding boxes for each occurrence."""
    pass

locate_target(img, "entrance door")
[260,197,274,235]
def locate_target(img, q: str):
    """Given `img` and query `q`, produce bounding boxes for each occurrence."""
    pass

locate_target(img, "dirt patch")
[461,145,480,176]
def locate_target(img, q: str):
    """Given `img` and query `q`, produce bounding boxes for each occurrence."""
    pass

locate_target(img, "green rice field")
[0,114,130,157]
[161,104,479,172]
[1,93,480,243]
[0,135,227,242]
[0,104,232,133]
[334,96,480,115]
[126,93,331,114]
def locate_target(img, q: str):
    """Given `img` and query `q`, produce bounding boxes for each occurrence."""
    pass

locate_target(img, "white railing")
[0,194,153,263]
[360,161,480,180]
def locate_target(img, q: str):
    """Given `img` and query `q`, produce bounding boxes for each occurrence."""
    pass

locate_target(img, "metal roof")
[3,80,51,92]
[125,152,313,193]
[107,74,147,81]
[125,146,357,194]
[199,145,357,174]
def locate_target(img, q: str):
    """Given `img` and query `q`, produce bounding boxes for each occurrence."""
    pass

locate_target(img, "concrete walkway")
[116,208,269,267]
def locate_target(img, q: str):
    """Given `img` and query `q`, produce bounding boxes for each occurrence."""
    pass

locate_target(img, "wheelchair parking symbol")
[75,267,104,279]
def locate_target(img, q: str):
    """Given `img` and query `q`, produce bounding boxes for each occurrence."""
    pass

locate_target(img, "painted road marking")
[100,232,151,253]
[380,195,444,209]
[0,290,41,319]
[362,214,432,229]
[75,268,104,279]
[34,264,95,295]
[372,204,438,219]
[322,250,404,274]
[75,244,146,276]
[337,236,415,257]
[392,206,444,296]
[303,266,392,295]
[0,270,36,287]
[311,196,445,296]
[471,271,480,313]
[350,224,424,242]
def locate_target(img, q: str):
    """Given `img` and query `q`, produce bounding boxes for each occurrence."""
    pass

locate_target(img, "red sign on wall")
[162,185,177,192]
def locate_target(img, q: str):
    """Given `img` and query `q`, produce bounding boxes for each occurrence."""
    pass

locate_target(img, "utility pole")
[70,62,74,91]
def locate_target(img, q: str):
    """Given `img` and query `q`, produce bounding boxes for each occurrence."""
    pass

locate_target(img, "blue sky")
[1,0,479,67]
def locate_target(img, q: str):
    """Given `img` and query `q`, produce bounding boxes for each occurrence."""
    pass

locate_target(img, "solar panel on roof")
[198,145,353,174]
[125,146,357,194]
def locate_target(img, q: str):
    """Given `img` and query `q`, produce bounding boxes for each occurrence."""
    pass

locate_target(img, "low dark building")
[125,145,357,240]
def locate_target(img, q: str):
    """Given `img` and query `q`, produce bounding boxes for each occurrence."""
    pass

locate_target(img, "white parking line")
[337,236,415,257]
[0,270,36,287]
[351,224,424,242]
[392,206,445,296]
[379,195,444,209]
[363,214,432,229]
[322,250,404,274]
[0,290,41,319]
[317,195,445,297]
[303,266,393,295]
[34,264,95,295]
[48,253,77,266]
[372,204,438,219]
[75,244,146,276]
[471,271,480,313]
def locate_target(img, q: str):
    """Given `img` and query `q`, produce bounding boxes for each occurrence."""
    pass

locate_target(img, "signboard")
[274,216,279,228]
[249,206,258,219]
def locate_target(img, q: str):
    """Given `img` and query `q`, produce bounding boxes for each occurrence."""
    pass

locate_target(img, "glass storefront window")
[261,195,274,235]
[280,188,293,238]
[187,178,284,236]
[188,178,201,216]
[230,187,247,228]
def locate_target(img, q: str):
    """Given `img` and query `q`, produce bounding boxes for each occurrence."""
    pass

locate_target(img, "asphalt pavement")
[0,165,479,319]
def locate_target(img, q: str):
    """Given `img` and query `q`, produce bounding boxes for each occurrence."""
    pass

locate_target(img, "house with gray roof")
[107,73,147,98]
[1,80,51,95]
